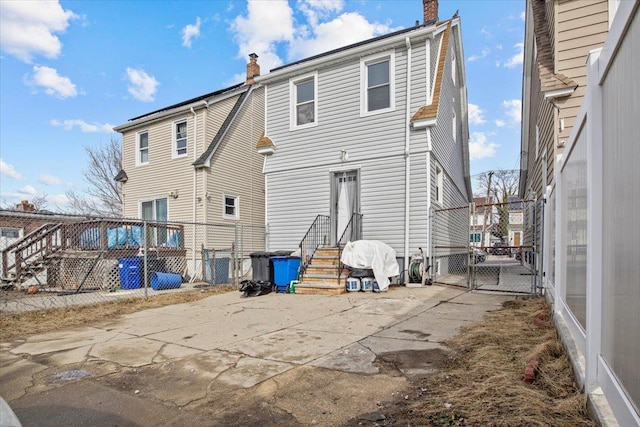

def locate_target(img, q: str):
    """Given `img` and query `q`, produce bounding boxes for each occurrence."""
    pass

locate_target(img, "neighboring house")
[520,1,640,424]
[256,0,472,292]
[519,0,609,267]
[506,195,523,249]
[114,55,266,279]
[470,196,494,249]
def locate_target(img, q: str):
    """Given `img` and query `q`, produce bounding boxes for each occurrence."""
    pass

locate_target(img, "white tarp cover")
[340,240,399,290]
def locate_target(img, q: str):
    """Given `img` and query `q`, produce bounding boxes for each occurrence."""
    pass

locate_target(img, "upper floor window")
[137,131,149,165]
[290,72,317,130]
[361,51,395,116]
[174,120,187,157]
[223,194,239,220]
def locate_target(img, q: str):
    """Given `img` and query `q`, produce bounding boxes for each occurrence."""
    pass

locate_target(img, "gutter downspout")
[404,37,412,284]
[191,106,197,277]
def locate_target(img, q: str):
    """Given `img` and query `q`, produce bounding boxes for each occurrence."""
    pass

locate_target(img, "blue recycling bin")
[271,256,301,292]
[118,257,141,289]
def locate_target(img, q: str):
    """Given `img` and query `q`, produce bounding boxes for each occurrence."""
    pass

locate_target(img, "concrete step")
[315,247,340,257]
[301,274,345,286]
[304,265,347,276]
[294,282,347,295]
[310,256,341,266]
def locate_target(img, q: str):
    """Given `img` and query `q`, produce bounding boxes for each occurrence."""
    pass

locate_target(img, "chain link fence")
[430,199,541,294]
[1,212,264,313]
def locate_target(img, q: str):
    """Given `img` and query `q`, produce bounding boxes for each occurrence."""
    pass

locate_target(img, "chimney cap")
[249,52,258,59]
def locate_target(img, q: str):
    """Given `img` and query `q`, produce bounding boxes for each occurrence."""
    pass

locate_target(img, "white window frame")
[435,163,444,205]
[173,119,188,158]
[290,71,318,131]
[0,227,22,239]
[360,51,395,117]
[451,49,457,86]
[139,197,169,245]
[223,194,239,220]
[452,109,457,143]
[137,130,149,166]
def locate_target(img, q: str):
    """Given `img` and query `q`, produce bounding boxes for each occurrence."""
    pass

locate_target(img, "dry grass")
[380,297,596,426]
[0,286,235,342]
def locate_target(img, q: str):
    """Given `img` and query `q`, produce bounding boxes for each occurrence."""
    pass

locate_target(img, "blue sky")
[0,0,524,210]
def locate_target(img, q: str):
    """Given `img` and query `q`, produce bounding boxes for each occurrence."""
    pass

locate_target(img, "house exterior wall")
[203,86,266,253]
[262,23,470,262]
[554,0,608,148]
[120,107,207,222]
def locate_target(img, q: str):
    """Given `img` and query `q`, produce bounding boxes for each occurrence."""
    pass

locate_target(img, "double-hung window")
[361,52,395,116]
[137,131,149,165]
[223,194,239,220]
[174,120,187,157]
[290,72,317,130]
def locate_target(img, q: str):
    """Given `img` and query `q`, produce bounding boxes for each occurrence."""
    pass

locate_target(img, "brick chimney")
[15,200,35,212]
[423,0,439,24]
[246,53,260,85]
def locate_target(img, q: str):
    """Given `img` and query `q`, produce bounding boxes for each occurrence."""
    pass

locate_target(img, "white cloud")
[39,174,62,186]
[18,185,38,196]
[125,67,159,102]
[0,0,78,63]
[495,119,506,128]
[468,103,486,125]
[228,0,397,83]
[50,119,114,133]
[503,99,522,123]
[469,132,499,160]
[48,193,69,204]
[1,159,22,180]
[181,17,201,48]
[502,42,524,68]
[467,47,490,63]
[29,65,77,98]
[520,11,526,21]
[288,12,396,62]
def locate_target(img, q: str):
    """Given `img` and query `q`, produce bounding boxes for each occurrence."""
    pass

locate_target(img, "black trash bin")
[250,252,274,282]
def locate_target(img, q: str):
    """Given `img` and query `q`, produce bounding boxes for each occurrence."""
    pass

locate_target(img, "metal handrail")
[337,213,363,283]
[298,215,331,281]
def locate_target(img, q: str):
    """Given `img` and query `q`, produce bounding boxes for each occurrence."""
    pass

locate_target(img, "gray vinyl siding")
[267,155,407,254]
[409,153,428,251]
[264,47,409,174]
[430,32,469,205]
[264,23,469,259]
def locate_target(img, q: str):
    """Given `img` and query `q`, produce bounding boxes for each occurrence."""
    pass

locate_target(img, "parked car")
[490,242,511,256]
[472,248,486,264]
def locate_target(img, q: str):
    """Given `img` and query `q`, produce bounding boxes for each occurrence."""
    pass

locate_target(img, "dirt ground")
[1,289,596,426]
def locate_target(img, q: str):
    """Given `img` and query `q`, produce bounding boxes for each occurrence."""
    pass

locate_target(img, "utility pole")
[481,171,494,248]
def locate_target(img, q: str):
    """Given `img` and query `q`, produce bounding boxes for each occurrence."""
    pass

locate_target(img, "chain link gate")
[431,199,541,295]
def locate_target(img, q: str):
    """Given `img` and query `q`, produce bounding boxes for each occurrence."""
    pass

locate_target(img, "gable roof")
[411,22,451,126]
[531,0,578,98]
[193,85,254,169]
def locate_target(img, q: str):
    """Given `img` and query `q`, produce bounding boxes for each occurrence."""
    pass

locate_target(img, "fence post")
[143,220,148,298]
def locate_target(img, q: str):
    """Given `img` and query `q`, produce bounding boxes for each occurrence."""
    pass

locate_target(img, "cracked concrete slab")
[89,336,165,367]
[374,311,473,343]
[10,327,130,356]
[221,329,361,364]
[0,354,47,401]
[309,342,378,374]
[216,356,294,388]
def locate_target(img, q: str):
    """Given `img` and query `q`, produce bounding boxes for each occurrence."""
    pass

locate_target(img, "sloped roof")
[256,132,274,149]
[531,0,577,96]
[411,22,451,123]
[193,86,253,168]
